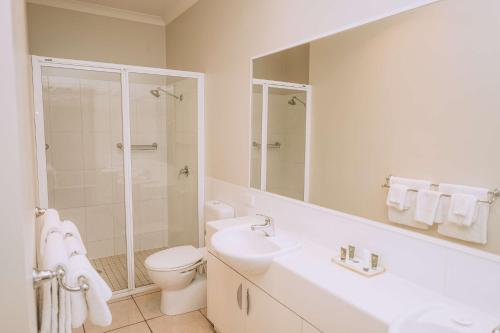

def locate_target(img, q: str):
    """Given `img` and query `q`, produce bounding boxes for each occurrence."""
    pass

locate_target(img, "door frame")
[251,78,312,202]
[31,55,205,296]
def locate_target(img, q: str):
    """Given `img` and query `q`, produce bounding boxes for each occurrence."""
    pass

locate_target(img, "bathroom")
[1,0,500,332]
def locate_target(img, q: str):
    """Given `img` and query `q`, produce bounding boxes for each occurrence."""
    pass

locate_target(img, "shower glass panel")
[266,87,307,200]
[41,67,128,291]
[250,84,263,189]
[128,73,199,288]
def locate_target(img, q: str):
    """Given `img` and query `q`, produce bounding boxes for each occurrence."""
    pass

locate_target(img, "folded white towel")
[40,209,62,258]
[437,184,489,244]
[414,189,441,226]
[387,176,432,229]
[447,193,478,226]
[66,254,112,327]
[386,183,409,211]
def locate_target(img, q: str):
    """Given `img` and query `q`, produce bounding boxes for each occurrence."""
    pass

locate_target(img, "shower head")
[288,96,305,106]
[150,87,183,101]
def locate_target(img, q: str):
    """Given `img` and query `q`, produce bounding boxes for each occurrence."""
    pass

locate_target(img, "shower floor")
[90,247,166,292]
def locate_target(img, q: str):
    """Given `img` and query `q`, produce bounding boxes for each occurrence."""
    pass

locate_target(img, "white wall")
[27,3,166,68]
[164,0,438,186]
[0,0,38,332]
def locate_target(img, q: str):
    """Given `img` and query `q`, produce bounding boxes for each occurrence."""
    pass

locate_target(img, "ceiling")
[29,0,198,25]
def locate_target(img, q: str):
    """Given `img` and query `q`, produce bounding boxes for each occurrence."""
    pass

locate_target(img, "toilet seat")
[145,245,204,272]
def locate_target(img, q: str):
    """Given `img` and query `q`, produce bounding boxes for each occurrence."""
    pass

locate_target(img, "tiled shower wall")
[43,70,199,260]
[251,90,306,200]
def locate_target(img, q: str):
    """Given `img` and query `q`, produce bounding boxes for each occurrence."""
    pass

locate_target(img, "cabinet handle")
[246,288,250,315]
[237,284,242,309]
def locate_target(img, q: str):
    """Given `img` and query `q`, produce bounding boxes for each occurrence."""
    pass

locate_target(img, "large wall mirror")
[250,0,500,254]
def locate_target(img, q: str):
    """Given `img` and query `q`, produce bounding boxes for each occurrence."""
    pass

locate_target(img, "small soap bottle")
[362,249,371,272]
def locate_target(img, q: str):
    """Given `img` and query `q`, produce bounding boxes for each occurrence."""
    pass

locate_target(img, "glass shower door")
[128,73,199,288]
[40,66,128,291]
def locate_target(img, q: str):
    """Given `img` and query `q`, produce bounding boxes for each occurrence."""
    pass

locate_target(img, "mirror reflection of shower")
[288,95,306,106]
[150,87,183,101]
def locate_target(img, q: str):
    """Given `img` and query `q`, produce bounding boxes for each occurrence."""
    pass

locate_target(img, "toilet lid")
[145,245,203,271]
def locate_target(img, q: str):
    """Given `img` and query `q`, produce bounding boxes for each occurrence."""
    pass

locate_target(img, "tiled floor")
[77,291,213,333]
[90,248,166,291]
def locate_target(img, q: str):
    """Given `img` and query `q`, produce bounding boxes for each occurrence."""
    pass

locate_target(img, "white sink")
[210,225,300,274]
[390,305,498,333]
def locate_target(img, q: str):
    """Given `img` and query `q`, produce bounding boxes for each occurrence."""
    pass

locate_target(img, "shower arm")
[156,87,183,101]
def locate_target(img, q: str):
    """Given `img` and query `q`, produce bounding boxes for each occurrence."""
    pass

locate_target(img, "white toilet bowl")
[145,245,207,315]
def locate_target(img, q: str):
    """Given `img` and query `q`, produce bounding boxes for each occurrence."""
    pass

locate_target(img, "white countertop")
[206,216,498,332]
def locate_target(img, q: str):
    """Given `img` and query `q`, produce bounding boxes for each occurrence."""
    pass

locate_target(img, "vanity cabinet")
[207,253,304,333]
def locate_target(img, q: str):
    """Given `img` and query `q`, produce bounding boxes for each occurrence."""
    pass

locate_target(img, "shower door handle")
[236,283,242,310]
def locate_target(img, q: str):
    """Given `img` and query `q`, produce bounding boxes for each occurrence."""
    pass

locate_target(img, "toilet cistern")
[251,214,275,237]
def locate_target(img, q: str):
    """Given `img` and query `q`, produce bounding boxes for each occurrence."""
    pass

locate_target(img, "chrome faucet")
[251,214,275,237]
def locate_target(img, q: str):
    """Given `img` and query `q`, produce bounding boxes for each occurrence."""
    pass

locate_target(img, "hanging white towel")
[61,220,86,255]
[414,189,441,226]
[65,254,112,327]
[64,235,86,257]
[437,184,489,244]
[386,183,409,211]
[387,176,432,229]
[40,209,62,258]
[447,193,478,226]
[41,232,69,333]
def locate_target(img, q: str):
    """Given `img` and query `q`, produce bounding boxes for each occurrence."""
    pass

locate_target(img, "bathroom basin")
[390,305,498,333]
[210,225,300,274]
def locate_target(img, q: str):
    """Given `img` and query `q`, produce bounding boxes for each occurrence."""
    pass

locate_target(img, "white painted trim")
[121,68,135,291]
[27,0,165,26]
[250,0,439,61]
[197,75,206,246]
[253,78,308,90]
[260,84,268,192]
[32,57,48,209]
[303,85,312,202]
[163,0,198,26]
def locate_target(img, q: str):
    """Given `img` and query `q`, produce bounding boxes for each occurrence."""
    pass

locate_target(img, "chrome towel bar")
[33,266,89,292]
[116,142,158,151]
[382,175,499,204]
[252,141,281,149]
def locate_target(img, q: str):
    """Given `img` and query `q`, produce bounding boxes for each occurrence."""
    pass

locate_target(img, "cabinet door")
[302,321,322,333]
[244,284,302,333]
[207,254,245,333]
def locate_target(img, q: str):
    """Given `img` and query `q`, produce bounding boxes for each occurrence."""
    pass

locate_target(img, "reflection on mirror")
[251,0,500,254]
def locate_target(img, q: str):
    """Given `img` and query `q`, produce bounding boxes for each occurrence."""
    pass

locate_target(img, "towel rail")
[33,266,89,292]
[382,175,499,204]
[252,141,281,149]
[116,142,157,151]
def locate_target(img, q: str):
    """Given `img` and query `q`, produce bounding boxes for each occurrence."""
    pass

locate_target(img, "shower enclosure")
[32,56,204,295]
[251,79,311,201]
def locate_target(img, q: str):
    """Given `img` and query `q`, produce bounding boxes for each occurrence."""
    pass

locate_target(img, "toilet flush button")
[452,315,473,326]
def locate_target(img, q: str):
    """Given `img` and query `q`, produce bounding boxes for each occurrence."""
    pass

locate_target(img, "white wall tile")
[84,170,113,206]
[85,205,114,242]
[87,239,114,259]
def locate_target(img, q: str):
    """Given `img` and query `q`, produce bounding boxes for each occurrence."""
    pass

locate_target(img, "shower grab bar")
[382,175,500,204]
[33,266,89,292]
[252,141,281,149]
[116,142,158,151]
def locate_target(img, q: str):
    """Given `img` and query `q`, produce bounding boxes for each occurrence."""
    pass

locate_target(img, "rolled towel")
[447,193,478,226]
[66,255,112,327]
[40,209,62,257]
[414,189,441,226]
[61,221,86,252]
[64,235,86,257]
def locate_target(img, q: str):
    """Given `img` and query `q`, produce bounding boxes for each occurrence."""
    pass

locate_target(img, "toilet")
[145,200,235,315]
